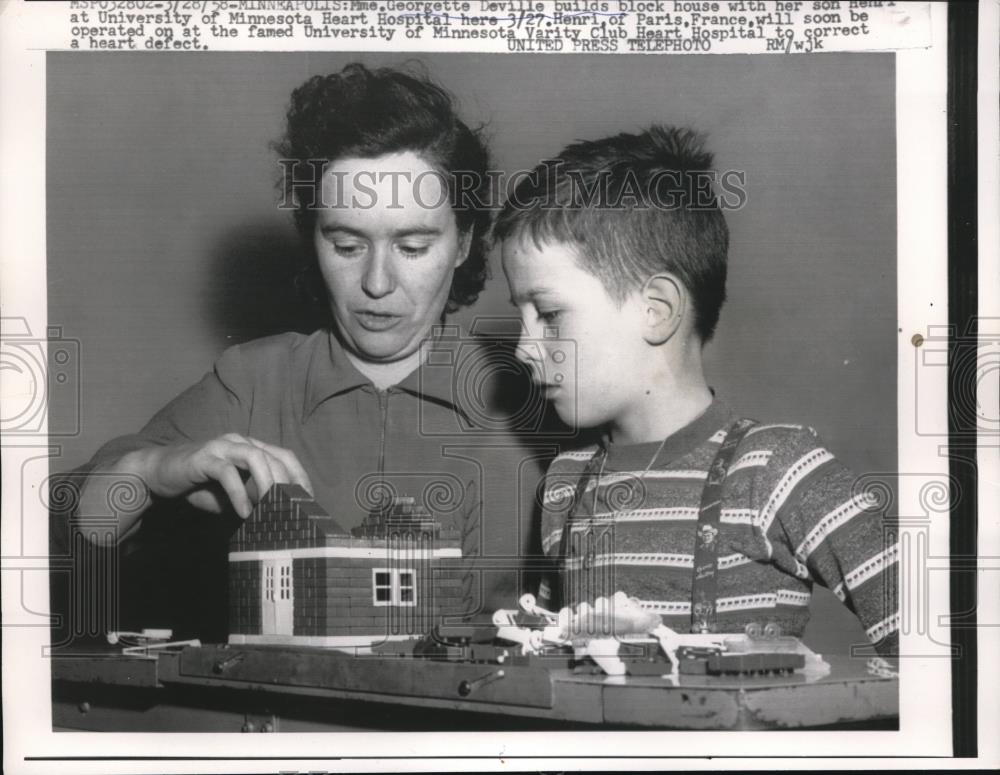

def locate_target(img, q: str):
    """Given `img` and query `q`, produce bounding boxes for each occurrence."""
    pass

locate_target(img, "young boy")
[495,126,898,655]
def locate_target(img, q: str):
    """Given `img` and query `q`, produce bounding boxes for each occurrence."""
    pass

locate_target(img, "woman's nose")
[362,247,395,299]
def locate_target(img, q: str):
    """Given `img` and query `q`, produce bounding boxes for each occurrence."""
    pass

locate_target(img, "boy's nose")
[514,335,543,368]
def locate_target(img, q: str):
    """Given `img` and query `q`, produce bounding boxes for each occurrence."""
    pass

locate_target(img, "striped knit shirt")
[539,400,899,655]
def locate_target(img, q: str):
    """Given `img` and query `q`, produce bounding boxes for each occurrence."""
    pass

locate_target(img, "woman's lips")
[354,311,402,331]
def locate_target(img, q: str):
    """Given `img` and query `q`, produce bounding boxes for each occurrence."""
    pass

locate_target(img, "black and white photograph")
[1,0,996,771]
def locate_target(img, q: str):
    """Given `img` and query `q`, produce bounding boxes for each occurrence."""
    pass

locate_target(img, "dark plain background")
[48,51,897,655]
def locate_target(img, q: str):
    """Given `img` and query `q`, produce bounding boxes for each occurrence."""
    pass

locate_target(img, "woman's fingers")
[245,437,314,496]
[198,454,254,518]
[145,435,315,518]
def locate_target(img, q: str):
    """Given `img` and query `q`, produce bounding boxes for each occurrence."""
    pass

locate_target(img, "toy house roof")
[230,483,349,552]
[351,497,444,539]
[230,485,462,552]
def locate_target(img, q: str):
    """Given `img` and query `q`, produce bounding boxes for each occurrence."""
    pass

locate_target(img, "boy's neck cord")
[558,417,757,634]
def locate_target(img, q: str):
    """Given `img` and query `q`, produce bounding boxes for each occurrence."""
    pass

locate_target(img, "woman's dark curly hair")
[274,62,492,315]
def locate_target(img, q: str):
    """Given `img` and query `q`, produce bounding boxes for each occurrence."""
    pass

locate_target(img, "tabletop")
[51,641,898,732]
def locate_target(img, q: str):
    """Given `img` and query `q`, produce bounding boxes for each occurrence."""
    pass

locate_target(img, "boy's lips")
[533,379,563,394]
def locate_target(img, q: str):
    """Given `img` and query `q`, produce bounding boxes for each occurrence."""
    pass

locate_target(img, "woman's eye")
[398,243,430,257]
[334,243,365,257]
[538,310,562,324]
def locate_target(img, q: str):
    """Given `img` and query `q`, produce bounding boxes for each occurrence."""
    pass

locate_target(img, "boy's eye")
[537,310,562,324]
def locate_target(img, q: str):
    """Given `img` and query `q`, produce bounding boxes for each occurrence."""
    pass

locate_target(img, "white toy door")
[261,558,293,635]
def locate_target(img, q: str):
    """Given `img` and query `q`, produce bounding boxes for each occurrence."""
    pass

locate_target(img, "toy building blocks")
[485,592,829,680]
[228,484,466,651]
[229,486,831,678]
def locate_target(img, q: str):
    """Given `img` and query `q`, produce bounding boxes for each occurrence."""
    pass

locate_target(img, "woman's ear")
[455,230,473,268]
[641,274,686,345]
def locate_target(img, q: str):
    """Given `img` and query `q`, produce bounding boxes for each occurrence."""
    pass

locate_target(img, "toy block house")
[228,484,466,650]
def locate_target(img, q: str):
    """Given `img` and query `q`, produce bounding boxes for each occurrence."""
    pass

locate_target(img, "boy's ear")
[641,274,685,345]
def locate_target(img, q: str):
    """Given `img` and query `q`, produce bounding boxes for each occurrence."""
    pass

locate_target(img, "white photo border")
[1,0,997,771]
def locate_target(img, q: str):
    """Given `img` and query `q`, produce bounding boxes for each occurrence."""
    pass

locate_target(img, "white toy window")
[372,568,417,607]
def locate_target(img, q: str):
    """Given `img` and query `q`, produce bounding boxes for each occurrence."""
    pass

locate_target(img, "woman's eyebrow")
[318,225,443,239]
[319,224,365,237]
[390,226,443,238]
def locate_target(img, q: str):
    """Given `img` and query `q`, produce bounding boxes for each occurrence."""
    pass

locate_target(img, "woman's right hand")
[123,433,313,518]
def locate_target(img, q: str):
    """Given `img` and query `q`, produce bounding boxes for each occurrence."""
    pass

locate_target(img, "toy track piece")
[411,633,469,660]
[675,645,720,675]
[370,639,418,657]
[617,640,661,660]
[678,657,709,675]
[432,623,498,644]
[707,652,805,675]
[433,645,468,661]
[627,660,675,677]
[677,645,721,659]
[469,644,513,664]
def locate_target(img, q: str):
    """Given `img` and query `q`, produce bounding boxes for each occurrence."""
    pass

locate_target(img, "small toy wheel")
[744,622,762,638]
[519,593,536,612]
[763,622,782,639]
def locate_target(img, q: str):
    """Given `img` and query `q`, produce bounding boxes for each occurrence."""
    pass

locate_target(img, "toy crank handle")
[213,651,247,674]
[107,628,173,645]
[457,669,506,696]
[121,638,201,655]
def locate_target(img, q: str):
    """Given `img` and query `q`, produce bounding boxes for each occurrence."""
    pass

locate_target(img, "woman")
[62,64,538,641]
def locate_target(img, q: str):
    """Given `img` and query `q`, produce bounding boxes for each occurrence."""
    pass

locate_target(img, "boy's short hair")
[494,125,729,342]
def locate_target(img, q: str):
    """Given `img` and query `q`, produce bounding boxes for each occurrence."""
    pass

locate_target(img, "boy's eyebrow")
[508,288,557,306]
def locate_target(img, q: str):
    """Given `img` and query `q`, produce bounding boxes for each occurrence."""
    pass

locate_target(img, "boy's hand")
[123,433,313,519]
